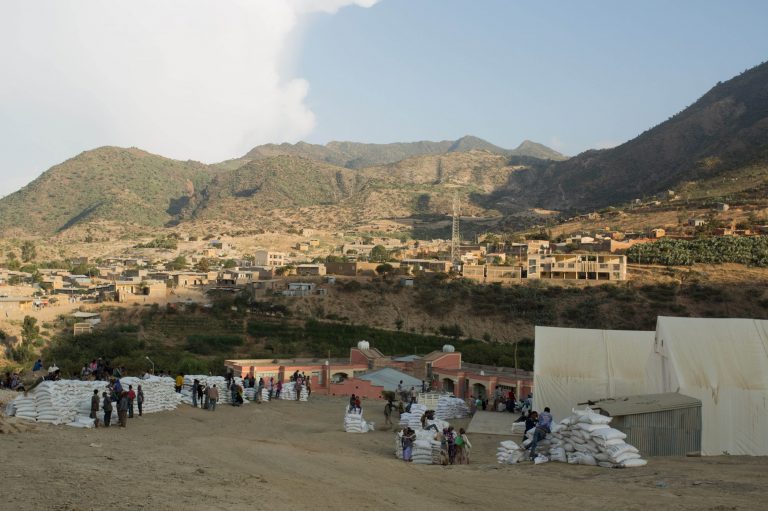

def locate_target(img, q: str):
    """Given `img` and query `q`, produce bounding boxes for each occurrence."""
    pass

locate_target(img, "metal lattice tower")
[451,192,461,263]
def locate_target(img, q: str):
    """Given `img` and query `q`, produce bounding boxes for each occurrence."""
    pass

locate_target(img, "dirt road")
[1,395,765,510]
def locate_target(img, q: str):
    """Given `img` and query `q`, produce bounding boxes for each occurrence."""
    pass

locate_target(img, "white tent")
[646,317,768,456]
[534,326,656,421]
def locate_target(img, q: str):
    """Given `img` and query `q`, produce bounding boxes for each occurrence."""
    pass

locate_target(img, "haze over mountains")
[0,61,767,236]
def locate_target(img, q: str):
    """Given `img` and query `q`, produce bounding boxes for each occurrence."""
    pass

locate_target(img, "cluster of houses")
[224,341,533,402]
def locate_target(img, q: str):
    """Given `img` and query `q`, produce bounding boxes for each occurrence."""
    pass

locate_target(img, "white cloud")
[0,0,377,195]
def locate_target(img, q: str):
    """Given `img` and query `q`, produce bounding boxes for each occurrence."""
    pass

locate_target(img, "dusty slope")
[1,396,766,510]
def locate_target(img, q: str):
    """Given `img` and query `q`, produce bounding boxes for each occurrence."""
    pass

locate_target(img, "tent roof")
[588,392,701,416]
[534,326,656,420]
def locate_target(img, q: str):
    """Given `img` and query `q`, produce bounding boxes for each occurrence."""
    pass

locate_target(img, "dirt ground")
[1,395,766,511]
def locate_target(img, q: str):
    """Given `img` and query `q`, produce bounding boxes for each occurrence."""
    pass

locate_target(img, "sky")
[1,0,767,197]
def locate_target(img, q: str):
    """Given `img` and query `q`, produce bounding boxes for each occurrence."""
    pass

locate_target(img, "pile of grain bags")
[550,408,647,468]
[279,381,309,401]
[435,396,470,420]
[398,403,427,430]
[496,440,524,464]
[395,429,442,464]
[511,422,527,435]
[8,376,182,427]
[497,407,648,468]
[344,406,374,433]
[181,375,242,405]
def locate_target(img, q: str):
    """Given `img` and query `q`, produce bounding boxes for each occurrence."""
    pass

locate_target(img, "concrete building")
[114,280,167,302]
[528,253,627,281]
[400,259,452,274]
[254,250,286,267]
[296,264,326,276]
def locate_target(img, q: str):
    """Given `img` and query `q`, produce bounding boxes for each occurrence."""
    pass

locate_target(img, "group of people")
[89,380,144,428]
[400,421,473,465]
[79,358,128,382]
[395,380,423,405]
[1,371,24,391]
[189,378,220,410]
[348,394,362,413]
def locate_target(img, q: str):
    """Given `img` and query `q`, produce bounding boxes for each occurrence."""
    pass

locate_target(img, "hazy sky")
[1,0,767,197]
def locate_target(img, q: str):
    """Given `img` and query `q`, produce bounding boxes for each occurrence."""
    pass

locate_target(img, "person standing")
[409,386,417,405]
[102,391,113,427]
[136,385,144,416]
[175,373,184,393]
[305,379,311,398]
[209,384,219,411]
[384,400,394,426]
[203,384,210,410]
[456,428,472,464]
[197,380,204,408]
[90,389,100,428]
[192,379,199,408]
[445,426,457,465]
[127,385,136,418]
[401,428,415,462]
[117,391,129,428]
[275,380,282,400]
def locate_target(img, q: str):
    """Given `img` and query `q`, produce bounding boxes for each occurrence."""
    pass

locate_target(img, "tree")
[375,263,394,276]
[22,316,40,343]
[21,241,36,262]
[223,259,237,269]
[166,256,188,270]
[195,258,211,272]
[369,245,389,263]
[394,318,404,331]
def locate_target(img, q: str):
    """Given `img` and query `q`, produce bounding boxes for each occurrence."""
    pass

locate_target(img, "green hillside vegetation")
[0,147,212,234]
[243,135,566,169]
[626,236,768,266]
[187,156,367,219]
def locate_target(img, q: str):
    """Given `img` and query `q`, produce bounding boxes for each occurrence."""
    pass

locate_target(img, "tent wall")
[649,317,768,456]
[533,326,655,421]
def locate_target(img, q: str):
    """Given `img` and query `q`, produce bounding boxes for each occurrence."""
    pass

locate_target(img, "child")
[456,428,472,464]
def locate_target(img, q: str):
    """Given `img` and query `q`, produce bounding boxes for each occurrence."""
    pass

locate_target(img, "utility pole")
[451,192,461,264]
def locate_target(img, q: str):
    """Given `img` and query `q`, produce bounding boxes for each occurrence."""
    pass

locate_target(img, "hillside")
[243,135,566,169]
[516,61,768,211]
[184,156,368,225]
[0,147,212,234]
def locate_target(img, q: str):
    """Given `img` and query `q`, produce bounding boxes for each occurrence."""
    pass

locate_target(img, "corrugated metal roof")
[358,367,422,392]
[392,355,421,362]
[589,392,701,416]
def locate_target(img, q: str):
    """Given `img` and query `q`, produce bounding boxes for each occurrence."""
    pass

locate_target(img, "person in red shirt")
[127,384,136,418]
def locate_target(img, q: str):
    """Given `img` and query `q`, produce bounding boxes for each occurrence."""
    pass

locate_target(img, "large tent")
[646,317,768,456]
[533,326,656,421]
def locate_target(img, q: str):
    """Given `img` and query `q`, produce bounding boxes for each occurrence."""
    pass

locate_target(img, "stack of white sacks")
[498,407,648,468]
[343,406,374,433]
[497,440,524,464]
[434,396,470,420]
[7,376,181,428]
[398,403,428,430]
[278,381,309,401]
[181,375,242,405]
[395,429,442,464]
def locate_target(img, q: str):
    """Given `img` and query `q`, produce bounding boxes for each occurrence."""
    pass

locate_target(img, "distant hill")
[515,61,768,211]
[0,147,212,234]
[243,135,566,169]
[3,58,767,238]
[184,156,367,223]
